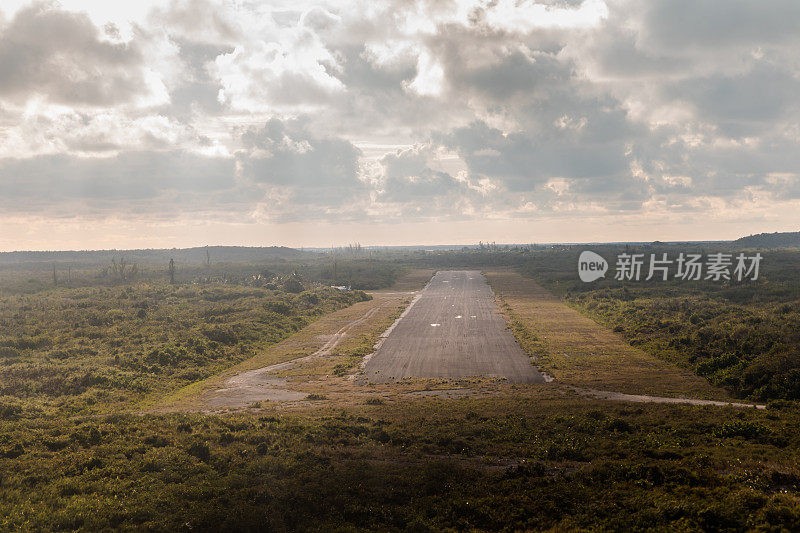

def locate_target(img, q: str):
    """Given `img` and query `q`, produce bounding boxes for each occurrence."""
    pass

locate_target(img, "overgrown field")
[486,270,722,399]
[3,250,800,531]
[3,393,800,530]
[519,247,800,401]
[0,281,369,415]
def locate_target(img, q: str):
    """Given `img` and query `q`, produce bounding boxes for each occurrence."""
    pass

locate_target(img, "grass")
[155,270,432,410]
[377,268,436,291]
[485,270,728,399]
[3,390,800,530]
[5,260,800,530]
[0,281,370,416]
[518,246,800,401]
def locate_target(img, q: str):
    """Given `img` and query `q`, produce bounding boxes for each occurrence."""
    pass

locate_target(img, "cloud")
[378,145,466,202]
[211,10,346,112]
[664,61,800,136]
[148,0,240,45]
[238,118,361,188]
[642,0,800,50]
[2,0,800,240]
[236,118,369,221]
[0,150,239,214]
[0,3,151,106]
[440,114,634,193]
[406,49,445,96]
[474,0,609,32]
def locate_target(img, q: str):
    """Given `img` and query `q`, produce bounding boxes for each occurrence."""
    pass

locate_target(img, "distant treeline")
[0,246,310,268]
[733,231,800,249]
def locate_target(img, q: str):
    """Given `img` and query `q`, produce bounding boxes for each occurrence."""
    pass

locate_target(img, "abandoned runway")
[363,270,545,383]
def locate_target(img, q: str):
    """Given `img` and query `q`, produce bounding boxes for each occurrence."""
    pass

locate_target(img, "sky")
[1,0,799,250]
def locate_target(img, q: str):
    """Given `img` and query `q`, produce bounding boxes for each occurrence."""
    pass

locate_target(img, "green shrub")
[713,420,768,440]
[0,347,20,359]
[187,441,211,462]
[0,402,23,420]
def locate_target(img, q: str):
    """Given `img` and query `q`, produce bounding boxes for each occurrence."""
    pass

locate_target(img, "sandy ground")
[568,386,766,409]
[204,305,385,409]
[364,270,545,383]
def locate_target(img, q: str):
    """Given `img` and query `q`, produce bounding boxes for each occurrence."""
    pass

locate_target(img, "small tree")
[111,257,128,281]
[168,258,175,284]
[282,271,304,293]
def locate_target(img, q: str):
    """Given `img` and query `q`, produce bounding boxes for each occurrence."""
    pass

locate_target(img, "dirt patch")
[206,373,307,408]
[567,386,765,409]
[202,305,386,410]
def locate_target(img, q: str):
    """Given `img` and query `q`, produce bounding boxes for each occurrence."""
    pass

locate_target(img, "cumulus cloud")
[378,145,465,201]
[148,0,240,45]
[235,118,369,221]
[210,7,346,112]
[0,3,153,106]
[238,118,361,188]
[1,0,799,242]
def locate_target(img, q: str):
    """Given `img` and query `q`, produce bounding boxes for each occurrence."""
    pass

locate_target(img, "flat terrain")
[364,270,545,383]
[153,269,436,411]
[4,261,799,531]
[485,270,728,399]
[153,292,411,411]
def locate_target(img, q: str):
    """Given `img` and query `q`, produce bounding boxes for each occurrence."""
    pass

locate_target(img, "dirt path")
[204,305,385,409]
[567,386,765,409]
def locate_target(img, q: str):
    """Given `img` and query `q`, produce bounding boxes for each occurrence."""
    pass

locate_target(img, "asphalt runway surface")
[364,270,545,383]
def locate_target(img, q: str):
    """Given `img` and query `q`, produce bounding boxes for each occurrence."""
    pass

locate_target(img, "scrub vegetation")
[0,278,370,415]
[518,246,800,401]
[3,392,800,530]
[487,270,721,399]
[2,245,800,530]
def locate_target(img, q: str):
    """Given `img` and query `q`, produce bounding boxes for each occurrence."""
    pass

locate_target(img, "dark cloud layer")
[379,145,464,202]
[643,0,800,49]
